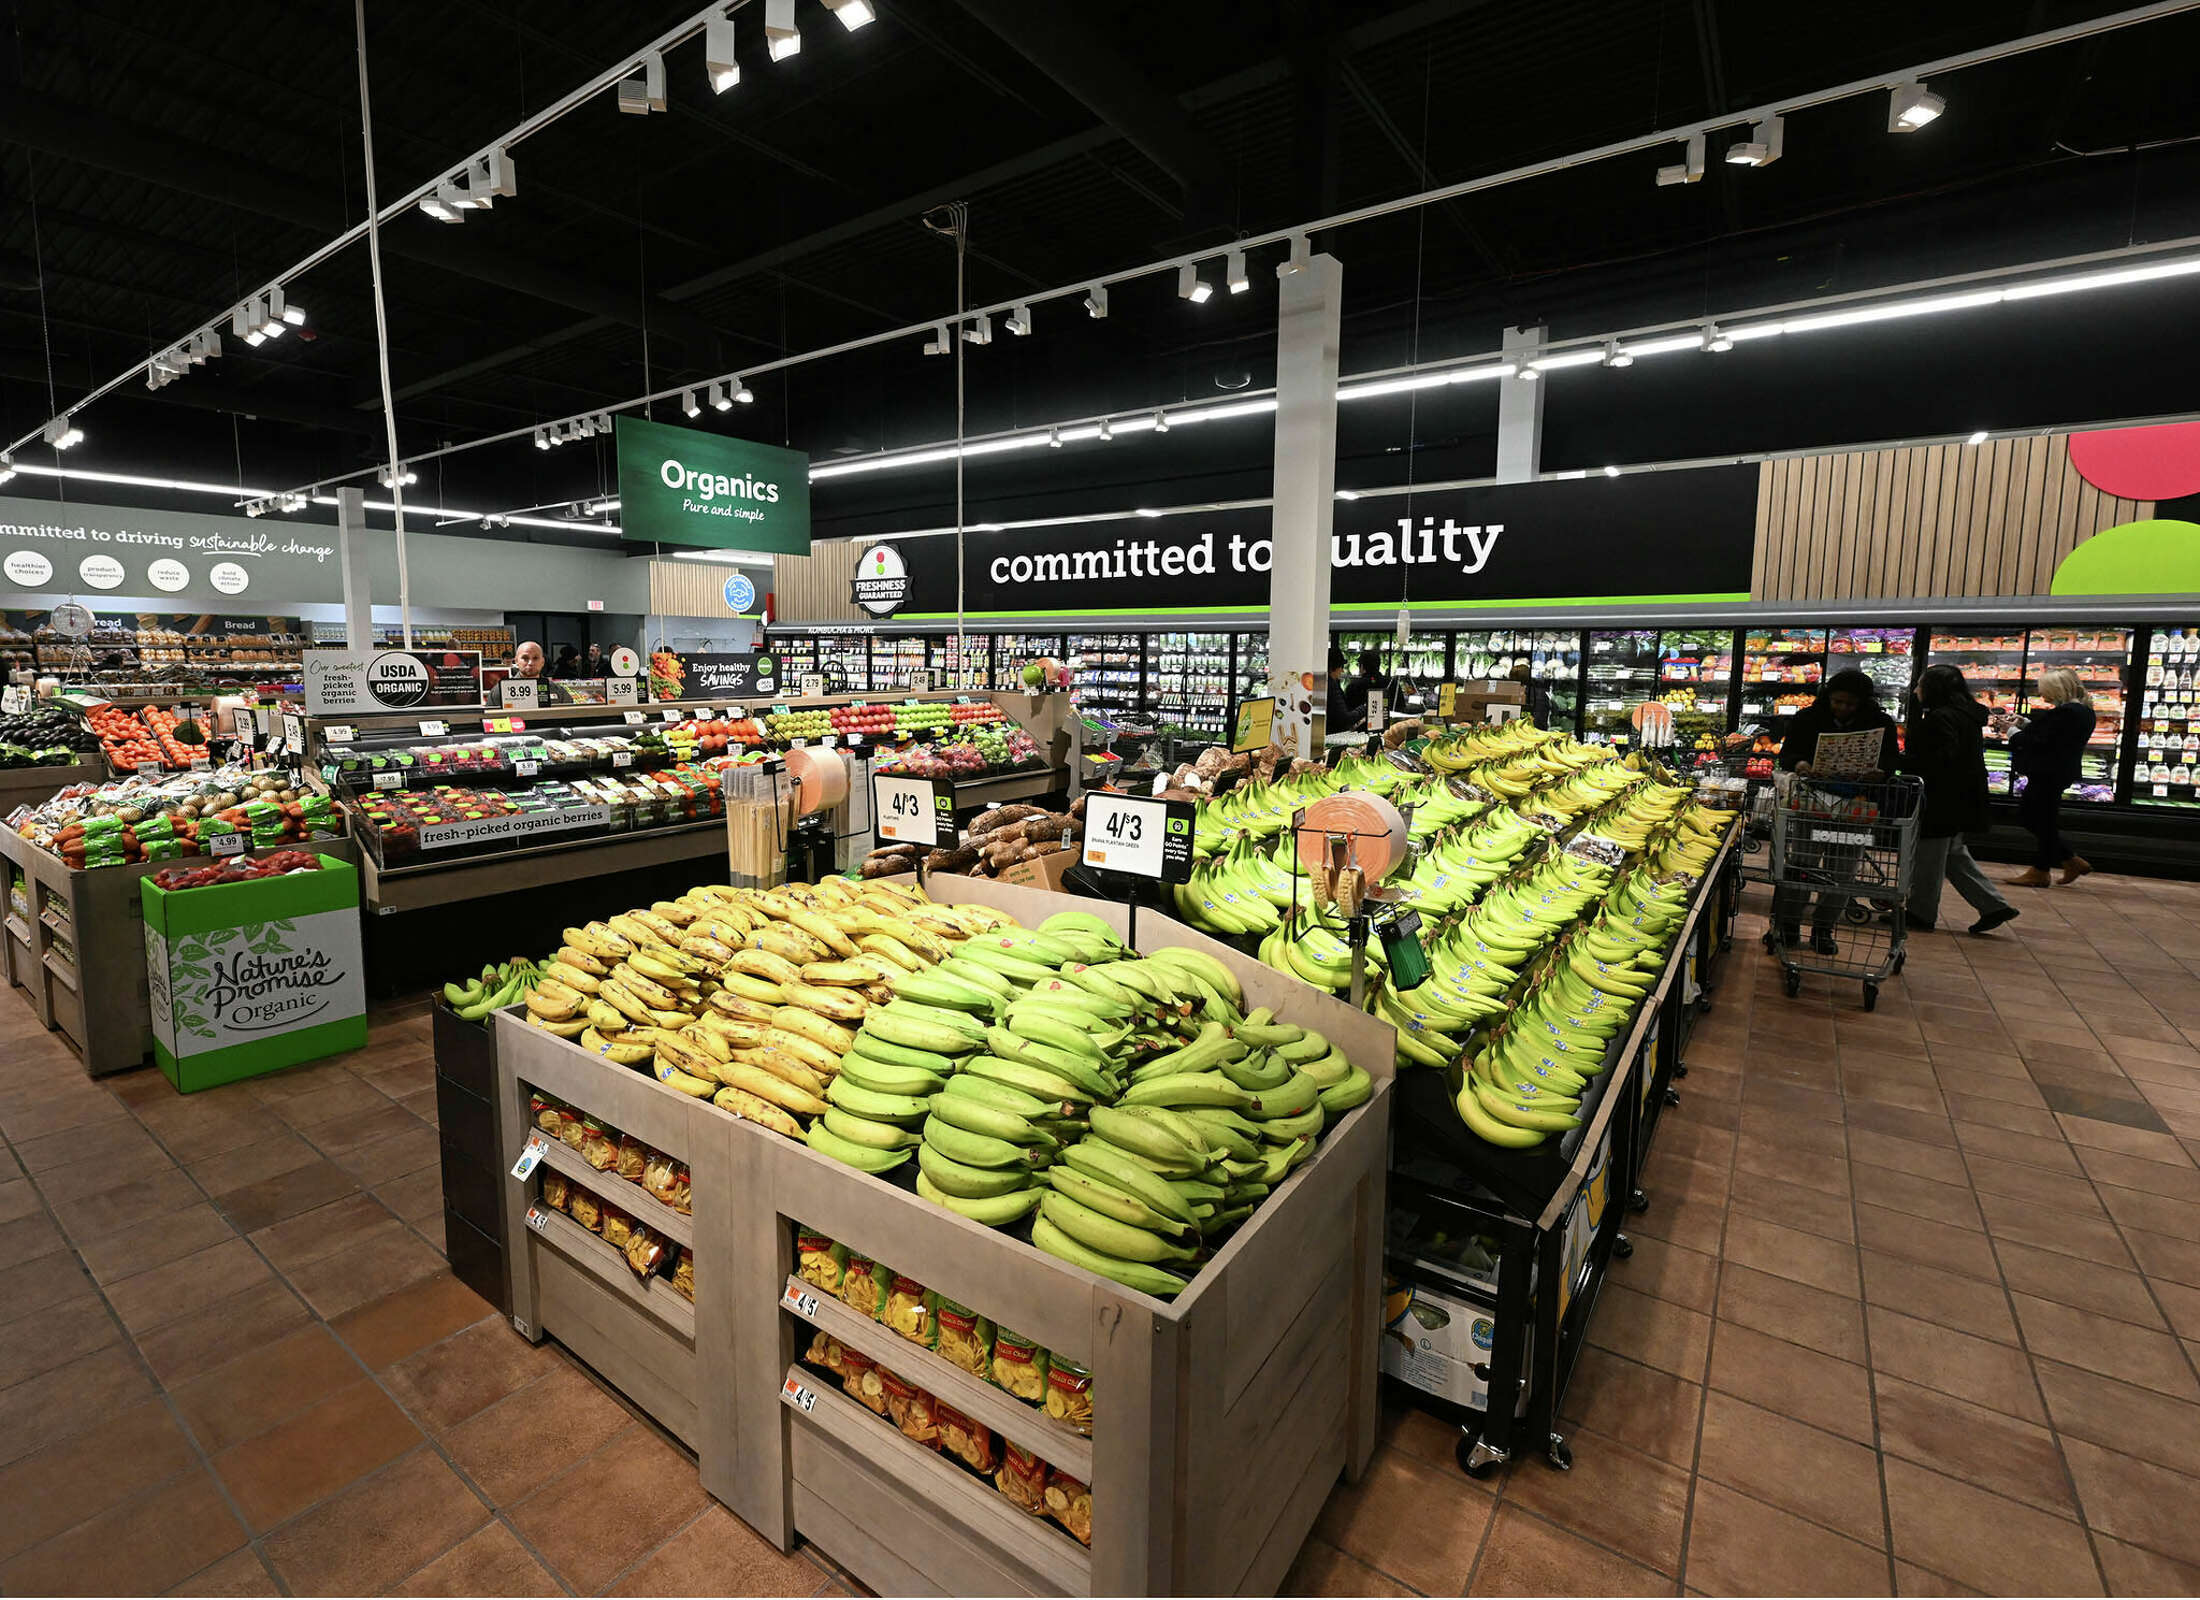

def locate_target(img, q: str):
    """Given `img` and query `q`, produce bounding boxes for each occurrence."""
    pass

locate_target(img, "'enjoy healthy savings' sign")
[143,855,367,1091]
[615,415,812,554]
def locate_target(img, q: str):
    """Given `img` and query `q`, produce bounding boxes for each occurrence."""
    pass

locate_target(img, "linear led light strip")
[258,0,2200,508]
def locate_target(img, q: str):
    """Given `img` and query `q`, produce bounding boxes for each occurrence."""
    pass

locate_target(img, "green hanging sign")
[615,415,812,553]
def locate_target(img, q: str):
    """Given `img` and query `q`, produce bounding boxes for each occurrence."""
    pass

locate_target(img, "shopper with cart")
[1771,669,1899,952]
[1902,664,2020,934]
[2005,667,2098,886]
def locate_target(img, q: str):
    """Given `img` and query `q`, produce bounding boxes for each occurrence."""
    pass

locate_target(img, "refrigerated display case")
[1654,629,1734,764]
[869,635,929,692]
[1740,626,1828,746]
[1926,626,2131,800]
[1069,632,1144,721]
[2134,626,2200,808]
[816,635,870,694]
[1452,629,1580,731]
[1146,632,1232,740]
[1234,631,1270,705]
[927,633,990,692]
[771,634,820,687]
[991,632,1065,690]
[1338,630,1446,712]
[1582,630,1658,742]
[1829,627,1918,705]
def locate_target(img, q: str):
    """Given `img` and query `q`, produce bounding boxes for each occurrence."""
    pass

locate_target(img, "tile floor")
[3,868,2199,1595]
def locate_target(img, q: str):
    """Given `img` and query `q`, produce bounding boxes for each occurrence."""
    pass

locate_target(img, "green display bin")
[142,854,367,1092]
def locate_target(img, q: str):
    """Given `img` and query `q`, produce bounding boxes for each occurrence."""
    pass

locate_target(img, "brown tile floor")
[5,868,2200,1594]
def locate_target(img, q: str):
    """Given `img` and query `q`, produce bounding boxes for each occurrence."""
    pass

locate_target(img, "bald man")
[512,640,545,678]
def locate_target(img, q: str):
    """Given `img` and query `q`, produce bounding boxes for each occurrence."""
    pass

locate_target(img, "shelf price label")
[135,761,162,780]
[780,1281,820,1318]
[324,724,356,745]
[526,1203,550,1234]
[283,712,307,750]
[371,770,404,791]
[799,674,826,698]
[780,1375,819,1413]
[1080,792,1195,882]
[692,707,714,721]
[484,717,523,734]
[514,759,540,778]
[604,676,640,705]
[622,711,647,726]
[500,677,540,710]
[661,709,683,724]
[873,773,956,848]
[209,833,246,858]
[611,752,634,769]
[511,1131,549,1179]
[418,720,447,738]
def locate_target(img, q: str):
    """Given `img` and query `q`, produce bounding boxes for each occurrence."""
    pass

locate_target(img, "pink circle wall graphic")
[2067,420,2200,501]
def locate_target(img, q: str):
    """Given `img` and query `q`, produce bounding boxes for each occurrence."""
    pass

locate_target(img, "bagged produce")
[616,1134,648,1183]
[839,1253,888,1319]
[934,1300,994,1379]
[996,1443,1049,1515]
[884,1274,934,1347]
[990,1329,1047,1402]
[796,1230,848,1294]
[579,1116,619,1172]
[1044,1469,1093,1546]
[1045,1359,1093,1436]
[935,1402,998,1473]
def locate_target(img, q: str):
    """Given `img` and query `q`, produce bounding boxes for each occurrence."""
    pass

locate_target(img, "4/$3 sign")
[872,772,957,849]
[1080,792,1196,883]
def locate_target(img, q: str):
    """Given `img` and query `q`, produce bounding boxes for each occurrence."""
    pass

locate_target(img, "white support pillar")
[336,487,374,649]
[1268,251,1344,759]
[1496,323,1546,484]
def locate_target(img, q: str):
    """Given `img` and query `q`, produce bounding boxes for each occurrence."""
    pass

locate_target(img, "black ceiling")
[5,0,2200,550]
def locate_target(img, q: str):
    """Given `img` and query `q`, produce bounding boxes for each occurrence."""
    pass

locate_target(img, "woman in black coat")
[2007,667,2098,886]
[1902,665,2018,934]
[1770,669,1900,952]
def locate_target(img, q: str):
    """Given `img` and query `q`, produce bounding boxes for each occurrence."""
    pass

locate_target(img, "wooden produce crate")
[733,874,1396,1596]
[492,1012,752,1524]
[0,760,103,810]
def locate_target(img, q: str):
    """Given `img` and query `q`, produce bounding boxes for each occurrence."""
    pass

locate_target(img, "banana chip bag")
[935,1402,998,1473]
[1044,1469,1093,1546]
[616,1133,648,1183]
[1045,1360,1093,1435]
[840,1349,889,1416]
[990,1329,1047,1401]
[539,1170,570,1213]
[840,1253,888,1319]
[599,1203,634,1251]
[805,1330,848,1376]
[934,1300,993,1378]
[885,1275,934,1347]
[671,1248,695,1303]
[880,1369,939,1447]
[566,1185,601,1233]
[795,1230,847,1294]
[579,1115,619,1172]
[995,1443,1048,1515]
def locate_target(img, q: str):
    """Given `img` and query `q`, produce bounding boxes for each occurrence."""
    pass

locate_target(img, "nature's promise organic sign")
[616,415,812,554]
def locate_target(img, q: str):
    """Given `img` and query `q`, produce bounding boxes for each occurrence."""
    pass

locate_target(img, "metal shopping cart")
[1763,773,1923,1010]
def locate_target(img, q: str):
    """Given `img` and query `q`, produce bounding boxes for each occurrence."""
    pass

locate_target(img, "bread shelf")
[780,1272,1094,1483]
[535,1134,694,1249]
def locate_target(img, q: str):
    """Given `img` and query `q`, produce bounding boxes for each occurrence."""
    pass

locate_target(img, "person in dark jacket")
[1327,646,1366,733]
[2007,667,2097,886]
[1902,664,2019,934]
[1771,669,1900,953]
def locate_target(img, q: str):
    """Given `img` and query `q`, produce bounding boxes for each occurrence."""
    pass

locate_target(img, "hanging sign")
[872,772,956,848]
[303,648,483,715]
[1080,792,1195,882]
[850,544,911,617]
[614,415,811,553]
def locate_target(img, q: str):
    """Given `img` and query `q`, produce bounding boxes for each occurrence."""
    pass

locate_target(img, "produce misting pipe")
[353,0,411,647]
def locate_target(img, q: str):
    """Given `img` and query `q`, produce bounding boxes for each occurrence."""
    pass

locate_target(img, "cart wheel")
[1457,1432,1507,1480]
[1664,1087,1682,1108]
[1613,1234,1634,1260]
[1863,982,1879,1013]
[1628,1187,1650,1214]
[1891,950,1907,974]
[1783,969,1802,998]
[1546,1433,1574,1472]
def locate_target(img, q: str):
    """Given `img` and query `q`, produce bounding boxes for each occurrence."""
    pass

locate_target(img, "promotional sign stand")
[1077,788,1195,949]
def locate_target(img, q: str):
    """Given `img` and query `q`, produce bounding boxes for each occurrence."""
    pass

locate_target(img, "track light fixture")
[0,454,13,486]
[42,417,82,451]
[821,0,875,29]
[765,0,800,59]
[709,382,732,411]
[1047,426,1062,448]
[1968,429,1989,445]
[419,186,463,224]
[1226,247,1249,294]
[1097,418,1113,440]
[1602,340,1632,368]
[594,412,613,433]
[618,50,668,113]
[1333,489,1359,500]
[1726,114,1784,167]
[963,313,992,346]
[1888,80,1944,131]
[1701,323,1733,353]
[704,7,740,92]
[923,323,951,355]
[1082,284,1108,318]
[681,390,701,417]
[1515,363,1540,382]
[377,464,418,488]
[1178,262,1212,304]
[534,427,550,449]
[1281,234,1312,275]
[1152,409,1169,433]
[731,379,754,404]
[1656,132,1705,186]
[1005,303,1032,336]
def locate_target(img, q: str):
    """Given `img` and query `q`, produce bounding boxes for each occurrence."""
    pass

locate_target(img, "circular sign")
[3,550,53,587]
[851,544,910,617]
[2067,421,2200,502]
[49,601,94,638]
[609,645,640,678]
[209,562,250,596]
[147,558,190,593]
[366,651,431,708]
[77,554,125,591]
[723,571,756,613]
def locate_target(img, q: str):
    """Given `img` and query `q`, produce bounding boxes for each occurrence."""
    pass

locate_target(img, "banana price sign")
[1081,792,1195,882]
[873,773,956,848]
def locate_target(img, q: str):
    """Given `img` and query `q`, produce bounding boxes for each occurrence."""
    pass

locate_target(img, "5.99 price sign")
[872,773,958,848]
[1080,792,1195,882]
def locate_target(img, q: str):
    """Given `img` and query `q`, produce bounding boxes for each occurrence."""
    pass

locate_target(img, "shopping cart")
[1763,773,1922,1010]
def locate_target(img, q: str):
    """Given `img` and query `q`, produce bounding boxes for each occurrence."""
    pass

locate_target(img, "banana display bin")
[491,872,1396,1597]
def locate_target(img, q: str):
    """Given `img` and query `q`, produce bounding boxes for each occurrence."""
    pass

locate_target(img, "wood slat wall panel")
[770,545,861,623]
[1747,433,2151,601]
[650,559,759,618]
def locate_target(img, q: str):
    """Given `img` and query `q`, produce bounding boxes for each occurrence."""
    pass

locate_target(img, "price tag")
[1366,689,1387,733]
[135,761,162,779]
[1080,792,1195,882]
[722,705,745,720]
[0,686,26,713]
[799,674,826,697]
[661,709,683,724]
[780,1375,819,1413]
[325,724,356,745]
[873,772,955,847]
[846,733,863,749]
[623,711,647,726]
[515,759,540,778]
[692,707,714,721]
[484,717,520,734]
[526,1203,550,1234]
[780,1281,821,1318]
[500,677,540,710]
[189,756,213,772]
[371,770,404,790]
[820,735,837,749]
[283,712,306,749]
[418,720,447,738]
[1437,683,1459,719]
[511,1130,549,1179]
[604,675,640,705]
[790,737,807,750]
[612,752,634,769]
[209,833,246,858]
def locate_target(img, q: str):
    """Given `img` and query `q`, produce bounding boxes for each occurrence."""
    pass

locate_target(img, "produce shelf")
[534,1136,694,1250]
[3,913,30,946]
[528,1204,696,1341]
[41,950,77,991]
[779,1272,1095,1482]
[781,1363,1094,1596]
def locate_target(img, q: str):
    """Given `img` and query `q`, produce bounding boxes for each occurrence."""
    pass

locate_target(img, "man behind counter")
[503,639,570,705]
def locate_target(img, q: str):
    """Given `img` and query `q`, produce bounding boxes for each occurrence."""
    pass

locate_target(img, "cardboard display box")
[142,854,367,1092]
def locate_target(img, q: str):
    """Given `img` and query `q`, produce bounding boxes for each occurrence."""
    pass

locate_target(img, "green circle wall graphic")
[2050,518,2200,595]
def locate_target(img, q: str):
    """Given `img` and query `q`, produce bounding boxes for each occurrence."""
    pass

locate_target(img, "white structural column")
[336,487,374,649]
[1267,252,1344,758]
[1496,323,1547,484]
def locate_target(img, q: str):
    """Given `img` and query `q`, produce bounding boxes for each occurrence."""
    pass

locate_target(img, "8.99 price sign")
[1080,792,1195,883]
[872,773,958,848]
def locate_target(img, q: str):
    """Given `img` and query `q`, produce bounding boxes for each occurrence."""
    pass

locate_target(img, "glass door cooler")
[927,634,990,692]
[1068,632,1144,722]
[1146,632,1231,741]
[869,635,929,692]
[1830,627,1918,706]
[770,634,820,687]
[816,636,870,694]
[1653,628,1735,768]
[1582,630,1658,742]
[991,632,1065,690]
[1338,630,1447,714]
[2019,625,2131,803]
[2135,625,2200,808]
[1920,630,2026,793]
[1234,631,1270,705]
[1454,629,1580,731]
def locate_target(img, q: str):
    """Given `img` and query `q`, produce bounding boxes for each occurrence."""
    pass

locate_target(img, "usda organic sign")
[616,415,812,554]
